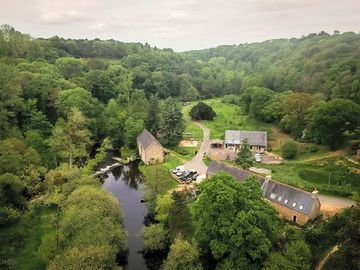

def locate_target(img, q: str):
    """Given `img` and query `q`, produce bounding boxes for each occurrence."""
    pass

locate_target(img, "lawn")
[183,99,274,140]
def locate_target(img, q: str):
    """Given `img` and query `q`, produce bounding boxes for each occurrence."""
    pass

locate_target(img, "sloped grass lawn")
[0,207,56,270]
[195,99,273,140]
[261,157,360,197]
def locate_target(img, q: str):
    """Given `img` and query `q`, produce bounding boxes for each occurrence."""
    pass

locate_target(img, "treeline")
[185,31,360,104]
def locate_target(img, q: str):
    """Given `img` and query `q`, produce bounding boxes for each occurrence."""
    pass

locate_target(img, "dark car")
[180,171,191,181]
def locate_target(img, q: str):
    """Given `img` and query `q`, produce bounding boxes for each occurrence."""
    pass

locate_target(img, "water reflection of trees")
[112,163,143,190]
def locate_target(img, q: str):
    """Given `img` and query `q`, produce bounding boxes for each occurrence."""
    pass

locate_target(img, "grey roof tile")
[137,129,162,150]
[225,130,267,146]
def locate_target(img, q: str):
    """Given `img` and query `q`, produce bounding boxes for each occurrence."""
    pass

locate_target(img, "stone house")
[137,129,165,165]
[224,130,267,151]
[206,161,321,225]
[261,177,321,224]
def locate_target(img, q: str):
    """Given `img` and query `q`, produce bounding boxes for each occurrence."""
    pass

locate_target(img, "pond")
[101,155,147,270]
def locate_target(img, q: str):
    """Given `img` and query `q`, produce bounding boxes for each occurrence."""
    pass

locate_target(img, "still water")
[102,161,148,270]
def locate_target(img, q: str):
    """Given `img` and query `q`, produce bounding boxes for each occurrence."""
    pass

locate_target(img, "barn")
[224,130,267,151]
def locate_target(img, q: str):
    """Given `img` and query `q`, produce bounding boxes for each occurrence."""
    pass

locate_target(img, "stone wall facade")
[138,142,165,165]
[268,200,309,225]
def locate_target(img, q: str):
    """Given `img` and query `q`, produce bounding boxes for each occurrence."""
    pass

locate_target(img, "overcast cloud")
[1,0,359,51]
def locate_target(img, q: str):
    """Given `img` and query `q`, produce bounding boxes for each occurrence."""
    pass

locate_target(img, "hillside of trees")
[0,24,360,269]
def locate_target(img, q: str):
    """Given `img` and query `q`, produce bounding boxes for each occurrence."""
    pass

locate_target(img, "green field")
[190,99,272,140]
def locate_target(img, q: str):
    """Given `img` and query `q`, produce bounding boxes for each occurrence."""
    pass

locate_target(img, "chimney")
[312,188,319,199]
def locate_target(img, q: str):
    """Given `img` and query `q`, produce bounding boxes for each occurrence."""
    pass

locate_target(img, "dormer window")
[292,202,297,207]
[284,199,288,204]
[278,196,282,201]
[270,193,276,199]
[299,205,304,210]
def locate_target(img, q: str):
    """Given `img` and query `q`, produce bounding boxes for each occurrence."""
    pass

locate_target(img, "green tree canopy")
[306,98,360,148]
[194,173,280,268]
[141,223,168,253]
[162,236,202,270]
[55,57,83,79]
[280,140,298,159]
[189,102,216,120]
[48,108,92,166]
[160,98,185,146]
[235,138,253,169]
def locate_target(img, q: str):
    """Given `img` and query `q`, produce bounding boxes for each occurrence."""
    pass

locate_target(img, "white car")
[172,166,184,174]
[255,153,262,163]
[176,170,185,176]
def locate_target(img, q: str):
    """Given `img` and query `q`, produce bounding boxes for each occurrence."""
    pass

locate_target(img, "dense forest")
[0,24,360,269]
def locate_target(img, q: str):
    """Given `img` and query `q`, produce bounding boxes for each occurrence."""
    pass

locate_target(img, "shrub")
[221,94,242,105]
[189,102,216,120]
[141,223,168,253]
[280,140,298,159]
[308,145,319,153]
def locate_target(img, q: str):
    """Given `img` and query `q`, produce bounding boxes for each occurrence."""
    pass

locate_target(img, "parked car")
[172,166,184,174]
[176,170,185,177]
[255,153,262,163]
[180,171,191,180]
[185,178,193,184]
[191,173,199,180]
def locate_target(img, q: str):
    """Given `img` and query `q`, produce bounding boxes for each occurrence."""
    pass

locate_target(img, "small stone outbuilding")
[137,129,165,165]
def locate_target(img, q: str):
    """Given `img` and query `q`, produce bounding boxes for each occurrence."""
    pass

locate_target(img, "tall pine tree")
[160,98,184,146]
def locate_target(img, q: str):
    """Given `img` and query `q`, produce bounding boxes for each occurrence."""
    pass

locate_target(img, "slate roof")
[262,180,316,215]
[224,130,267,146]
[207,160,264,184]
[137,129,162,150]
[206,161,318,216]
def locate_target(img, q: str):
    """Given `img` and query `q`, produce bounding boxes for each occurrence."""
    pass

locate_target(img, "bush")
[221,94,242,105]
[308,145,319,153]
[280,140,298,159]
[141,223,168,253]
[189,102,216,120]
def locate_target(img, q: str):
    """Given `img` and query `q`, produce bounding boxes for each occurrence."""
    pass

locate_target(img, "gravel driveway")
[183,121,210,177]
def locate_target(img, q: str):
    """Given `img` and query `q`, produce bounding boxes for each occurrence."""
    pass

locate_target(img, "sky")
[1,0,360,51]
